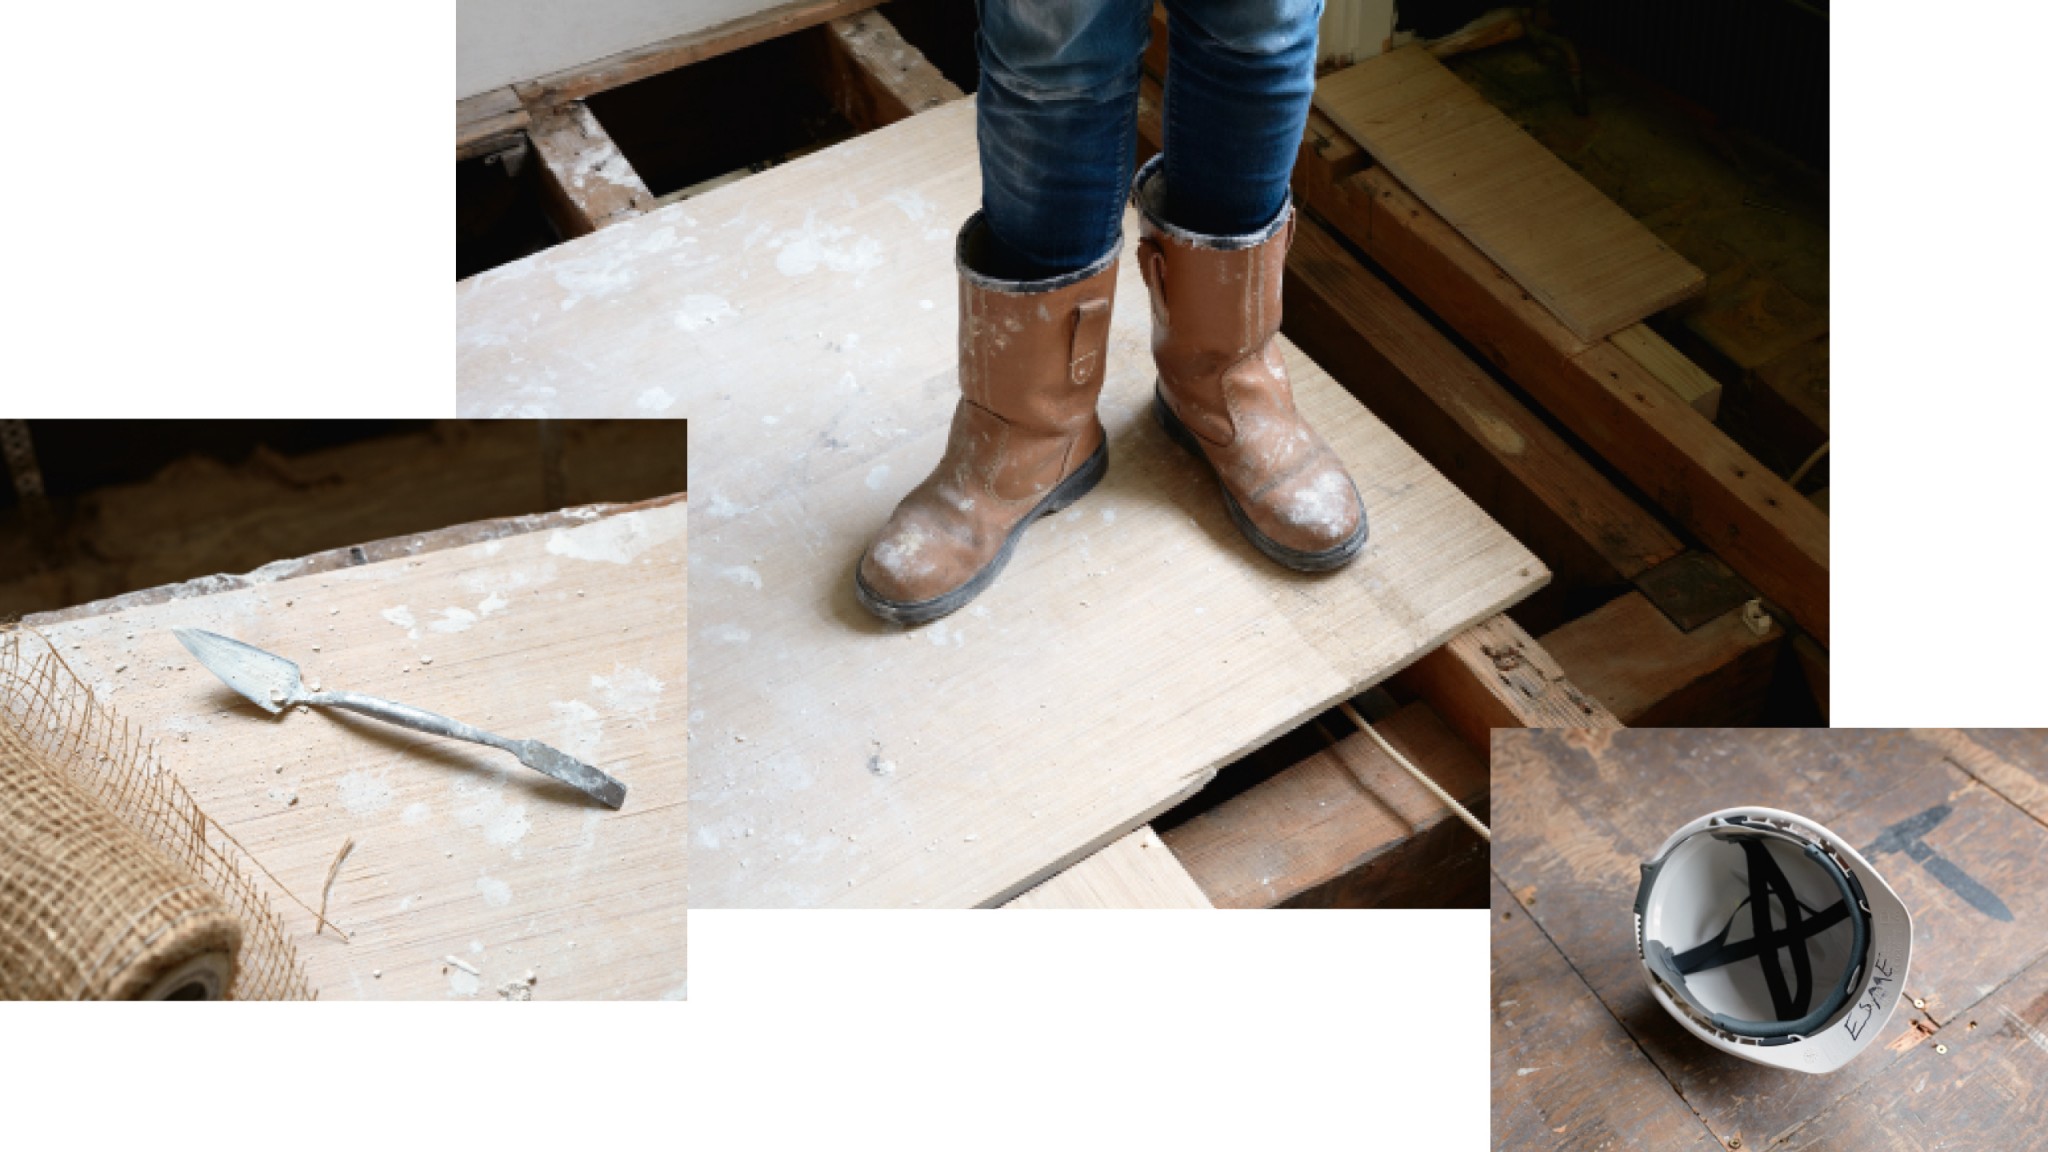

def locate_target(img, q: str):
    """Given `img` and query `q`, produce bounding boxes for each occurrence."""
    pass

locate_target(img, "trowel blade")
[173,628,302,714]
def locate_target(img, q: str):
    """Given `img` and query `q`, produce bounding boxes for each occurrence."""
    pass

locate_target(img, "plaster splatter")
[592,665,665,721]
[637,387,677,413]
[865,464,891,490]
[401,802,432,825]
[717,565,763,590]
[380,606,419,638]
[551,700,604,754]
[476,875,513,908]
[337,770,395,814]
[429,607,479,634]
[769,212,884,282]
[675,294,737,331]
[546,512,687,565]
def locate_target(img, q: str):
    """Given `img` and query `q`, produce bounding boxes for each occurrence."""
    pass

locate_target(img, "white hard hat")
[1634,807,1913,1074]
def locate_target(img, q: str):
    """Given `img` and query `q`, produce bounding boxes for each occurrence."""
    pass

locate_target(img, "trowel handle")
[307,690,521,756]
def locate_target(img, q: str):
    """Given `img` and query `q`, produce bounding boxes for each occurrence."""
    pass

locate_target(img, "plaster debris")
[337,770,395,814]
[445,955,480,976]
[497,979,533,1002]
[476,875,513,908]
[429,608,478,634]
[545,512,685,565]
[380,606,420,637]
[592,665,665,720]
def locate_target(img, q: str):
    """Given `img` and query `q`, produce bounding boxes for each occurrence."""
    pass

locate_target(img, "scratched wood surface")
[1492,729,2048,1149]
[26,499,688,1000]
[458,97,1544,907]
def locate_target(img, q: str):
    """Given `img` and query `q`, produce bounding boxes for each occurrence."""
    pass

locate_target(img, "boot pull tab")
[1137,236,1170,327]
[1069,297,1112,386]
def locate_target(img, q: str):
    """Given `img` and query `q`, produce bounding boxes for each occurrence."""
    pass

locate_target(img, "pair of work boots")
[856,158,1368,625]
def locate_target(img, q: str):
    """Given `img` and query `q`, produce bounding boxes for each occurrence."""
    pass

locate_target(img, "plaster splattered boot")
[855,214,1119,624]
[1130,155,1368,570]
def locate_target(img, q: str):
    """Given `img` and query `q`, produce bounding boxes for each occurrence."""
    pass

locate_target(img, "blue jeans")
[974,0,1323,280]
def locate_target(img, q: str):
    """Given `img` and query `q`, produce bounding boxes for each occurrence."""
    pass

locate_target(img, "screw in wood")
[1935,1044,1949,1054]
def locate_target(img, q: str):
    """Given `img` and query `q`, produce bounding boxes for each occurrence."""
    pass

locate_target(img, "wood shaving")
[316,836,356,937]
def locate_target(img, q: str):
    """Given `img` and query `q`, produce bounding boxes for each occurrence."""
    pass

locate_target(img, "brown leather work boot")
[855,214,1120,624]
[1130,156,1368,571]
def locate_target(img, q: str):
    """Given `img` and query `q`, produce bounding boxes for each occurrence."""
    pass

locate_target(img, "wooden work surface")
[1316,47,1702,343]
[458,98,1544,908]
[1492,729,2048,1150]
[26,499,688,1000]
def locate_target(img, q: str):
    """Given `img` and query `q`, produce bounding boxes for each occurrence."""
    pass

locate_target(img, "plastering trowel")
[173,628,626,810]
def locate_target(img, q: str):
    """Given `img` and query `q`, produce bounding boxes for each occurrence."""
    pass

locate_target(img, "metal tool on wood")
[173,628,626,810]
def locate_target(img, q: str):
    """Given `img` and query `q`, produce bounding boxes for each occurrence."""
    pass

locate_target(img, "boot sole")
[1153,386,1368,572]
[855,439,1109,626]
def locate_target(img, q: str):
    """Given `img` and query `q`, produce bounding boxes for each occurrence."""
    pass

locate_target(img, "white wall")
[457,0,782,98]
[1318,0,1397,67]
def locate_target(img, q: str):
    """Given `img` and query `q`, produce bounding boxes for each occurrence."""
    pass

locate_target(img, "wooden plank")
[1315,47,1703,343]
[1356,168,1831,647]
[529,102,655,237]
[1611,323,1721,421]
[1493,729,2048,1147]
[1492,874,1724,1152]
[1396,615,1620,759]
[808,10,963,133]
[1913,729,2048,828]
[1162,702,1486,909]
[1541,590,1780,728]
[513,0,880,107]
[457,86,529,162]
[1285,215,1683,619]
[1781,950,2048,1151]
[29,501,689,1000]
[1005,827,1212,909]
[461,100,1545,907]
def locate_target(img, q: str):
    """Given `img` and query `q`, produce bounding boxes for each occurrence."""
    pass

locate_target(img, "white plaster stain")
[546,512,686,564]
[338,770,395,814]
[637,386,677,412]
[429,607,478,634]
[675,294,737,331]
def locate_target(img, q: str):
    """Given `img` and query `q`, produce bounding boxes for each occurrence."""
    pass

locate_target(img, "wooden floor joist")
[528,101,655,237]
[1005,827,1213,909]
[1347,168,1830,647]
[1395,614,1622,759]
[1611,322,1722,421]
[457,87,530,161]
[1162,702,1488,909]
[1542,590,1781,728]
[808,10,964,133]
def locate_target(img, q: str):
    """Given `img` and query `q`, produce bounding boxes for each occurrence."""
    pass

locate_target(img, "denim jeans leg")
[1159,0,1323,236]
[974,0,1151,280]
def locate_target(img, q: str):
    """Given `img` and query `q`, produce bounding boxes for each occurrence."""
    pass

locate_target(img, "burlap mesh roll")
[0,627,312,1000]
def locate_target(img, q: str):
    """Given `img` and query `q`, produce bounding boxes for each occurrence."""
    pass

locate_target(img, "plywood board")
[1493,729,2048,1148]
[458,98,1544,908]
[25,501,688,999]
[1005,827,1211,910]
[1315,47,1703,343]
